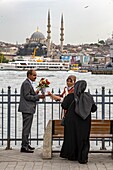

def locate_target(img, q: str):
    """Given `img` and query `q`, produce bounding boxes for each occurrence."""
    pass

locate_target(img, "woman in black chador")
[60,80,97,164]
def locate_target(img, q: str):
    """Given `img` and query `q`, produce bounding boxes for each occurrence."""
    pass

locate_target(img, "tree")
[98,40,105,45]
[0,53,9,63]
[0,53,4,63]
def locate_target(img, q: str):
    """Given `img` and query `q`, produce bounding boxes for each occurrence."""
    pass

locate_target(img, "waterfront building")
[110,32,113,63]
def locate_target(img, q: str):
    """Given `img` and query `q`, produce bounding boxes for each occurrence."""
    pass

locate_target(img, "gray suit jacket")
[18,78,39,114]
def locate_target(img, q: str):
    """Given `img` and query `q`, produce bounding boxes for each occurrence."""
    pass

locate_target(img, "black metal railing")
[0,86,113,149]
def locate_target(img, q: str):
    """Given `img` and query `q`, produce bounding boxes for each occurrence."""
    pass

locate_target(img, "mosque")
[17,10,64,58]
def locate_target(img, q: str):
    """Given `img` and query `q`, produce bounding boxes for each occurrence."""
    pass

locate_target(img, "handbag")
[91,103,97,112]
[61,117,65,126]
[61,100,74,126]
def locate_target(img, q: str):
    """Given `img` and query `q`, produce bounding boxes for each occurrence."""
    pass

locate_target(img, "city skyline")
[0,0,113,45]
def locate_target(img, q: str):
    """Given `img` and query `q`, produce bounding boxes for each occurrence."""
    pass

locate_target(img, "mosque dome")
[106,37,113,45]
[30,29,45,40]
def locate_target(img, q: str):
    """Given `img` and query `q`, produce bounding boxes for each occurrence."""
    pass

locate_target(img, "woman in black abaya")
[60,80,97,164]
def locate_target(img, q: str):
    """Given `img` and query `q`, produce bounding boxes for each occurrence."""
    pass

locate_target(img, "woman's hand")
[47,91,61,101]
[47,91,52,96]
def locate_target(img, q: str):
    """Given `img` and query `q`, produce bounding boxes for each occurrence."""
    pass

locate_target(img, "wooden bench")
[42,119,113,159]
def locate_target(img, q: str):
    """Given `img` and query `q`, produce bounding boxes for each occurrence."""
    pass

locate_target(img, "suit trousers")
[21,113,33,148]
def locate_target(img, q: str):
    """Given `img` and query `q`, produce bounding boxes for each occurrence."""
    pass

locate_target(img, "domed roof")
[30,29,45,40]
[106,37,113,44]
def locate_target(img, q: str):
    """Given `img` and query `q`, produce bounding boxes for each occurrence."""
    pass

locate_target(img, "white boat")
[0,58,69,71]
[0,63,16,70]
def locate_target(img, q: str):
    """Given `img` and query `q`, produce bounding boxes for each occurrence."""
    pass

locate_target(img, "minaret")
[47,10,51,57]
[60,14,64,53]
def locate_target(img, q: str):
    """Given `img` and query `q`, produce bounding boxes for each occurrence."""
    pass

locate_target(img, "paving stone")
[0,148,113,170]
[14,166,25,170]
[0,162,9,170]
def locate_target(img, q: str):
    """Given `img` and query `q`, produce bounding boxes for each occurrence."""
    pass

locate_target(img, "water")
[0,70,113,148]
[0,70,113,93]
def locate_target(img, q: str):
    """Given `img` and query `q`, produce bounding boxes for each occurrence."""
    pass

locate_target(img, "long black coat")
[60,93,91,162]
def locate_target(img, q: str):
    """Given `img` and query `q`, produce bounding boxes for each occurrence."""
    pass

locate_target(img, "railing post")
[101,86,106,150]
[102,86,105,119]
[6,86,11,150]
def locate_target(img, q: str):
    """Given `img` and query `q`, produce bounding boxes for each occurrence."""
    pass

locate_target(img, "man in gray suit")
[18,69,45,153]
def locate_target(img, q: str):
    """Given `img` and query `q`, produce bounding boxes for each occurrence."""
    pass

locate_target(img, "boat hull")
[0,62,69,71]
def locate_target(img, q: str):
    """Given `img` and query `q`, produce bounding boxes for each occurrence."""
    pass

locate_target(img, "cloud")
[27,0,56,1]
[0,0,57,1]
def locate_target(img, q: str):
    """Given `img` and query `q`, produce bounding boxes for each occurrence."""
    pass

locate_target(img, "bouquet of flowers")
[36,78,50,92]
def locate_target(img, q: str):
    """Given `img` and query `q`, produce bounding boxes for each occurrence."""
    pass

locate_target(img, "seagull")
[84,6,88,8]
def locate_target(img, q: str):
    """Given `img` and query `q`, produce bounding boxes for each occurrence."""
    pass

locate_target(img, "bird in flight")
[84,6,89,8]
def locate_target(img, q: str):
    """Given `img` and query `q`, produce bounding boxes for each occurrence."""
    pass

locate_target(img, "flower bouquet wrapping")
[36,78,50,94]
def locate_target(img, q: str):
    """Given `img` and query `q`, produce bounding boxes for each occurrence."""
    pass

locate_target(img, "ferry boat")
[0,58,69,71]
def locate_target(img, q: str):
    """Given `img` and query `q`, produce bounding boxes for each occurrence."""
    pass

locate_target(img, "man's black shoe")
[28,145,35,150]
[20,147,34,153]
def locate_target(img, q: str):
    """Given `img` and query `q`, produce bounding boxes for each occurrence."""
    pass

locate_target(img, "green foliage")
[0,53,9,63]
[94,43,100,47]
[98,40,105,45]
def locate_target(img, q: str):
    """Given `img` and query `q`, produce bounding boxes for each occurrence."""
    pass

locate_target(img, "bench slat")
[52,119,113,136]
[53,134,113,138]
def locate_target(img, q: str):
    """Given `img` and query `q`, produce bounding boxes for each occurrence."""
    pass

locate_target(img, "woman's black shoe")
[68,158,77,161]
[78,160,88,164]
[28,145,35,150]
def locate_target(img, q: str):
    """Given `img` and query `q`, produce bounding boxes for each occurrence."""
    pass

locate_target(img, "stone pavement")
[0,147,113,170]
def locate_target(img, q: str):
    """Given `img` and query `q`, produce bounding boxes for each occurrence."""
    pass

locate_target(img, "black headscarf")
[74,80,96,120]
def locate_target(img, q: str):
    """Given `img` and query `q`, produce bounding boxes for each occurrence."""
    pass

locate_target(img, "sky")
[0,0,113,45]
